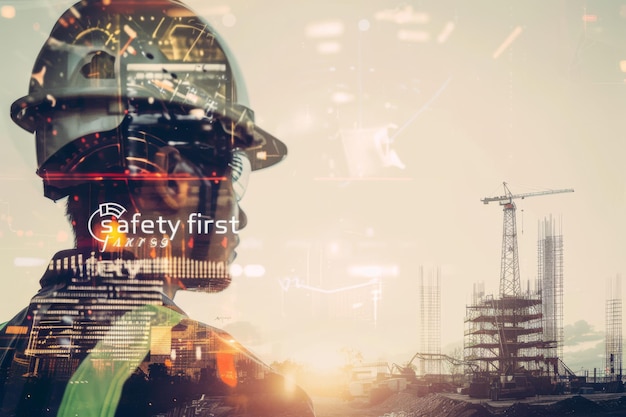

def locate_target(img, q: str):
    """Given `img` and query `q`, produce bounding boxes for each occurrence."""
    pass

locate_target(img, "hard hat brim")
[11,91,287,171]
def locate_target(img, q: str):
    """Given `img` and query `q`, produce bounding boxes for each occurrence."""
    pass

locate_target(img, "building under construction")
[538,216,564,366]
[419,266,442,376]
[464,288,556,377]
[605,276,622,382]
[464,184,572,398]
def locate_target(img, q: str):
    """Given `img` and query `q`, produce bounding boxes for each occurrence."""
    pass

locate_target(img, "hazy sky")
[1,0,625,373]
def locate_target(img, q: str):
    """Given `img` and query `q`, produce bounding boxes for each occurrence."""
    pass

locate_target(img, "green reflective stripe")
[0,322,7,332]
[58,305,184,417]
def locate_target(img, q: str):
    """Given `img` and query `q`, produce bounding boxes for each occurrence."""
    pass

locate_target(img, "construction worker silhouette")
[1,1,314,416]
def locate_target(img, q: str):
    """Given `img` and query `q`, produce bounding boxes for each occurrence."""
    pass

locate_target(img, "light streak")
[305,20,344,38]
[348,265,399,277]
[313,177,412,181]
[151,17,165,38]
[331,91,354,104]
[183,24,208,62]
[374,6,429,25]
[437,21,455,44]
[14,258,48,267]
[119,25,137,56]
[317,41,341,54]
[283,277,379,294]
[39,172,227,181]
[389,76,452,142]
[492,25,523,60]
[68,6,81,19]
[397,29,430,43]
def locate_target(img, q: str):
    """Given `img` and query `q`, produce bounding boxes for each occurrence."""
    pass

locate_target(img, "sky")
[0,0,625,374]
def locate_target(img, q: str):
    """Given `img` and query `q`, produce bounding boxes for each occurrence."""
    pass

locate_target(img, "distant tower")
[538,216,564,363]
[499,198,521,297]
[419,266,441,375]
[606,276,622,380]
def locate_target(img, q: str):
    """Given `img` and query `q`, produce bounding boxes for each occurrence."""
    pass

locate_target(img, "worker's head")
[10,0,286,294]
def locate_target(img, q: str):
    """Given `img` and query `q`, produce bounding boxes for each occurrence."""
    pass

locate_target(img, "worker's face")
[69,113,250,293]
[123,145,246,265]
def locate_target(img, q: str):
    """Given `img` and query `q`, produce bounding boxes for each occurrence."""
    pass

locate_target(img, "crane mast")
[481,183,574,298]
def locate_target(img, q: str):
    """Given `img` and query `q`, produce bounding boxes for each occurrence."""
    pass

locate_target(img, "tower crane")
[481,182,573,298]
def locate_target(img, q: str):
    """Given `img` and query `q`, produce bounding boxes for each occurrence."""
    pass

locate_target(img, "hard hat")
[11,0,286,200]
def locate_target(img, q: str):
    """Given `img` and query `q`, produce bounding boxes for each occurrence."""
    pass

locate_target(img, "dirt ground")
[311,392,626,417]
[312,396,382,417]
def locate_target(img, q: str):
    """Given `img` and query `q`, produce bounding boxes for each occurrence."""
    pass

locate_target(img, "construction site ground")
[313,392,626,417]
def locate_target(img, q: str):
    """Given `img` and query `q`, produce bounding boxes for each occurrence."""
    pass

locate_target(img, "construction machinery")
[480,182,574,299]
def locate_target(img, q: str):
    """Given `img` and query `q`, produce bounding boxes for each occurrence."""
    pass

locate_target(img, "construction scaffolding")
[464,289,556,376]
[537,216,564,365]
[419,266,441,376]
[605,276,622,381]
